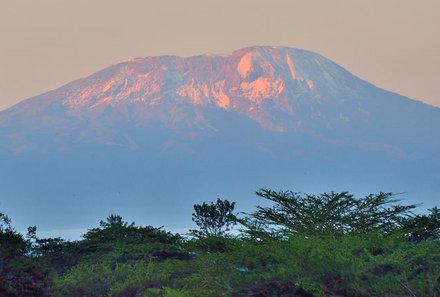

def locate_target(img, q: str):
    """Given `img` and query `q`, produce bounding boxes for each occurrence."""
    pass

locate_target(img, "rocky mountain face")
[0,46,439,233]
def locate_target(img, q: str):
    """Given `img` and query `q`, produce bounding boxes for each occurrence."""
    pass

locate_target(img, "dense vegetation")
[1,190,439,297]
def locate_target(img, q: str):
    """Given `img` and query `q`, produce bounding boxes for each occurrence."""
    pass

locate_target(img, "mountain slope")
[0,46,439,233]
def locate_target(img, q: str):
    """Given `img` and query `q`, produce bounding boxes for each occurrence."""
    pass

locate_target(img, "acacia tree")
[349,192,417,234]
[401,206,440,242]
[240,189,416,238]
[191,199,237,237]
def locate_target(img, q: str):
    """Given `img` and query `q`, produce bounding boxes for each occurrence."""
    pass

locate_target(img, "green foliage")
[0,211,13,232]
[99,213,133,228]
[191,198,237,237]
[0,251,51,297]
[402,206,440,242]
[48,213,188,296]
[186,235,239,253]
[240,189,416,238]
[169,233,440,297]
[84,213,180,245]
[0,211,51,297]
[2,192,440,297]
[53,261,168,297]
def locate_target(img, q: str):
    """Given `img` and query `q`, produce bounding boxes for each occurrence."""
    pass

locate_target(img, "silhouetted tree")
[0,211,50,297]
[401,206,440,242]
[0,211,12,232]
[84,213,179,244]
[240,189,416,238]
[349,192,417,234]
[99,213,134,228]
[191,199,237,237]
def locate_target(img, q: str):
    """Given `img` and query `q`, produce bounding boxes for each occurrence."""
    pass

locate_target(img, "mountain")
[1,46,439,234]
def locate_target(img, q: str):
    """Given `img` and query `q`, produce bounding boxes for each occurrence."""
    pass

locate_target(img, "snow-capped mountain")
[0,46,439,232]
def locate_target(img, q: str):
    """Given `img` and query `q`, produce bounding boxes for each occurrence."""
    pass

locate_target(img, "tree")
[0,211,51,297]
[0,211,28,255]
[99,213,134,228]
[191,199,237,237]
[83,213,180,244]
[350,192,418,234]
[0,211,12,232]
[401,206,440,242]
[240,189,416,238]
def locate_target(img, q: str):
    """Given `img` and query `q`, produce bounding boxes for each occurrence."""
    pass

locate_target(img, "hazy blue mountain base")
[1,121,439,234]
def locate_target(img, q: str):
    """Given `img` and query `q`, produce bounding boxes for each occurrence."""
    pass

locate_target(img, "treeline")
[1,190,440,297]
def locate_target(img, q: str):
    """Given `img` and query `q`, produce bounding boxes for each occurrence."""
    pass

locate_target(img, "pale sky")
[1,0,439,110]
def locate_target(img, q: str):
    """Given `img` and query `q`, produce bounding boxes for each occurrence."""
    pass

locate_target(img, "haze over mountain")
[1,46,439,234]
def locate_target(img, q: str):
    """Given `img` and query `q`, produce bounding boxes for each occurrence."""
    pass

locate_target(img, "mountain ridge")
[4,46,437,114]
[0,46,439,232]
[2,46,439,153]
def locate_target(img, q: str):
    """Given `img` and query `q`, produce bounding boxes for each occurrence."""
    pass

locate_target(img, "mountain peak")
[1,46,439,235]
[1,45,416,136]
[33,46,325,130]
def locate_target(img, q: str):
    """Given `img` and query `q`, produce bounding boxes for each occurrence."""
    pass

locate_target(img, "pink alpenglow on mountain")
[3,47,362,135]
[0,46,439,232]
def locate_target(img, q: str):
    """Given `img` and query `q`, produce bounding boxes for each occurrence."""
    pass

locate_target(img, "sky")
[0,0,440,111]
